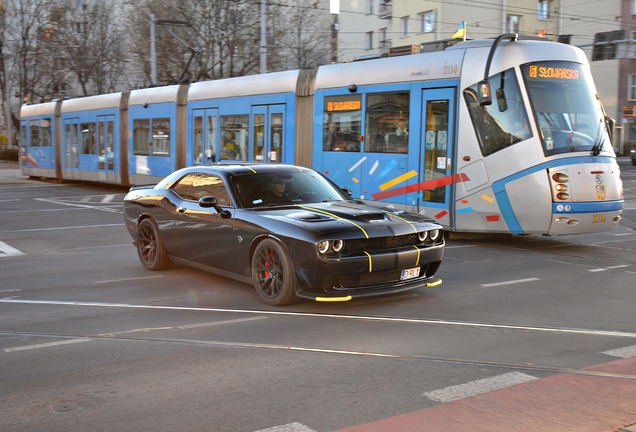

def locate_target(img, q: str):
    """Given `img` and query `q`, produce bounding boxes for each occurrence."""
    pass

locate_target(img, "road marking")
[423,371,538,403]
[603,344,636,358]
[589,264,630,272]
[1,223,121,233]
[0,241,24,257]
[4,338,90,352]
[177,316,268,329]
[3,298,636,339]
[254,423,316,432]
[0,199,20,202]
[94,275,164,284]
[479,277,539,287]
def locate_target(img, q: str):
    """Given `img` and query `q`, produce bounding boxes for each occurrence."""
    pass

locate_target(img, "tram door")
[193,108,218,165]
[96,115,115,181]
[251,105,285,163]
[420,88,456,228]
[63,118,80,179]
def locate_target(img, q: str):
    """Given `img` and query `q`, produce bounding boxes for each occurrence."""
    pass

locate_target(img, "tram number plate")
[400,267,421,280]
[592,213,607,223]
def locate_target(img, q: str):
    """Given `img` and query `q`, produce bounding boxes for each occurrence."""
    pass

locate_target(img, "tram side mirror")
[478,80,492,106]
[495,88,508,112]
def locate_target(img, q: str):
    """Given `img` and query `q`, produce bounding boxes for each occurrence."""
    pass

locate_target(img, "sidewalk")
[0,160,33,185]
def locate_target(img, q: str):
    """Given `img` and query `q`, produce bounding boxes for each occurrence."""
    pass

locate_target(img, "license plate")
[400,267,421,281]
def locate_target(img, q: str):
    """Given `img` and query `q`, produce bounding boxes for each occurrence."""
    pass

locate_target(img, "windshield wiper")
[591,119,604,156]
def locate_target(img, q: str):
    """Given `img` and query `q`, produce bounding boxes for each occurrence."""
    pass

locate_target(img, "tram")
[19,34,623,235]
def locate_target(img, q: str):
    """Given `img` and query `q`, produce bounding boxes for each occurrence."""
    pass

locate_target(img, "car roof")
[157,163,313,188]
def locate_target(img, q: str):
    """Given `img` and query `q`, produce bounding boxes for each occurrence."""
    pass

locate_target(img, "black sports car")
[123,163,445,305]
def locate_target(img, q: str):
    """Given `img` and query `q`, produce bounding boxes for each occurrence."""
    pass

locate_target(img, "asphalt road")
[1,159,635,432]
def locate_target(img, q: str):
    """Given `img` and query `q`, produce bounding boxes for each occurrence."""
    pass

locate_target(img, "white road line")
[0,199,20,202]
[423,371,538,403]
[589,264,630,272]
[603,344,636,358]
[4,338,91,352]
[1,223,121,233]
[479,277,539,287]
[3,298,636,338]
[177,316,268,329]
[0,241,24,257]
[101,194,116,203]
[254,423,316,432]
[94,275,164,284]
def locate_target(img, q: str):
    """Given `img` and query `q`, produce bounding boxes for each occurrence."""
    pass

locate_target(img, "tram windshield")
[521,61,608,156]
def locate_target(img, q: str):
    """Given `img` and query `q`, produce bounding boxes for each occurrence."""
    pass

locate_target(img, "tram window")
[365,92,409,153]
[29,120,40,147]
[41,119,52,147]
[221,115,249,160]
[152,118,170,156]
[324,95,362,152]
[464,68,532,157]
[133,119,150,155]
[80,123,96,154]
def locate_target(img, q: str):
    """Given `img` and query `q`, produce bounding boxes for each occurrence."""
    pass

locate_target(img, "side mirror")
[605,116,615,144]
[341,187,353,198]
[478,80,492,106]
[495,88,508,112]
[199,196,231,219]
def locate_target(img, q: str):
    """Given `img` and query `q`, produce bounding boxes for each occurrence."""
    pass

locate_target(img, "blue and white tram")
[19,34,623,235]
[313,34,623,235]
[19,101,59,179]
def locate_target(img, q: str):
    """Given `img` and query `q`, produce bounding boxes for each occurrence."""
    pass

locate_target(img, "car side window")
[171,175,194,199]
[189,174,233,206]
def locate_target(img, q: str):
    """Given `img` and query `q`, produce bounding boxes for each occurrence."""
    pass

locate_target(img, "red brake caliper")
[264,251,272,278]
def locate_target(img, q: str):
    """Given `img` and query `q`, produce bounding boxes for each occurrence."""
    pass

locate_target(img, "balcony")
[378,1,392,19]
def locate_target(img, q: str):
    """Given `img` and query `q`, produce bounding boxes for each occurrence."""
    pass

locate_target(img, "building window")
[538,0,549,20]
[366,0,374,15]
[400,16,410,37]
[418,11,434,33]
[366,31,374,50]
[629,75,636,101]
[379,27,389,47]
[506,15,520,33]
[633,0,636,15]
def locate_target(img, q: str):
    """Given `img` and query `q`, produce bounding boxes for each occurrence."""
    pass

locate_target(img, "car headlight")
[429,229,441,241]
[317,241,330,254]
[418,231,428,242]
[332,239,345,252]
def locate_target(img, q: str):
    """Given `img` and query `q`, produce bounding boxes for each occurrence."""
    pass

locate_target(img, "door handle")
[178,207,186,213]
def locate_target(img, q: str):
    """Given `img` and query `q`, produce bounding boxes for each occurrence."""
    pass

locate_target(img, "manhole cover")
[51,402,79,413]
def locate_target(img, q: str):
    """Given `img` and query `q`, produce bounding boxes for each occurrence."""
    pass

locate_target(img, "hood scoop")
[285,211,331,222]
[354,212,388,221]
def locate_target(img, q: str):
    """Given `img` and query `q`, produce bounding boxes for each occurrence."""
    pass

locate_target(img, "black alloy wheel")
[137,218,173,271]
[252,239,299,306]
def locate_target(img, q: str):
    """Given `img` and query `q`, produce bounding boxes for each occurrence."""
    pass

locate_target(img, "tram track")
[2,327,636,382]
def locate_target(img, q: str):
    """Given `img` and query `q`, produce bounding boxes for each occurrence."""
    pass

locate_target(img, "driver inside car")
[264,177,292,204]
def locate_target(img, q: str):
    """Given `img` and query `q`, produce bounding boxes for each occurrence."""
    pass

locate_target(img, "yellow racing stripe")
[390,213,417,233]
[412,245,421,266]
[297,205,369,238]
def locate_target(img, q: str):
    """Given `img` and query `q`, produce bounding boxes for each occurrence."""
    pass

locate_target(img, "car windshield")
[231,169,350,208]
[521,61,611,156]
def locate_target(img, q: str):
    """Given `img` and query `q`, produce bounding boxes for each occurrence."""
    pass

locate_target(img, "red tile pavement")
[335,356,636,432]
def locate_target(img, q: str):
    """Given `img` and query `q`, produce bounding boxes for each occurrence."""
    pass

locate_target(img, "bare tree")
[45,0,129,96]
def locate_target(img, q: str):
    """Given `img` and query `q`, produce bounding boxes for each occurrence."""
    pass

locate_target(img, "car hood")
[257,200,437,238]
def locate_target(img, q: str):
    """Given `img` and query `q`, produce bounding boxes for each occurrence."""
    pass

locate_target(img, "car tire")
[252,239,299,306]
[137,218,173,271]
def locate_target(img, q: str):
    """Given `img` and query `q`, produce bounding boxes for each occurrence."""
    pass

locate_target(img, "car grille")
[343,233,429,253]
[333,262,440,290]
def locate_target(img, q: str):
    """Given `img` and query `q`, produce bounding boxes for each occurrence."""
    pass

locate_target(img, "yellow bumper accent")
[426,278,443,287]
[316,296,353,302]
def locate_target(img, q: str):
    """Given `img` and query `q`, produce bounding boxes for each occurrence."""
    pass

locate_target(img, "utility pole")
[260,0,267,74]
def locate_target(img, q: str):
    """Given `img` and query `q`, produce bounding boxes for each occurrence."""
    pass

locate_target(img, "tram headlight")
[555,184,568,192]
[429,229,441,241]
[552,173,569,182]
[556,192,570,200]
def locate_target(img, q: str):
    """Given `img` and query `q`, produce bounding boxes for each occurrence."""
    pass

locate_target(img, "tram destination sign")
[527,65,579,80]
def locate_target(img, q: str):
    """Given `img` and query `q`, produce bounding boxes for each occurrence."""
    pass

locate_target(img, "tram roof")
[20,101,58,118]
[315,49,465,90]
[188,69,300,101]
[61,93,123,113]
[129,85,182,106]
